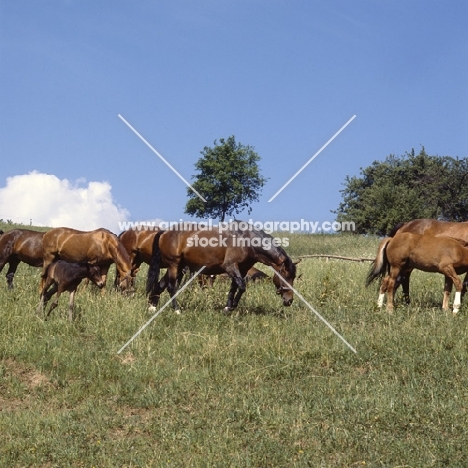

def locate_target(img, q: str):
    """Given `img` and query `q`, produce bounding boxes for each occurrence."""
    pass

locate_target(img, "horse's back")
[0,229,44,265]
[393,232,468,271]
[0,229,18,252]
[43,227,82,248]
[15,229,45,265]
[394,219,468,241]
[159,229,252,274]
[43,227,115,262]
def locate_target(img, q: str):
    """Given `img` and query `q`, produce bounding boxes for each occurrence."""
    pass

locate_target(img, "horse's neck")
[111,242,131,274]
[255,245,285,269]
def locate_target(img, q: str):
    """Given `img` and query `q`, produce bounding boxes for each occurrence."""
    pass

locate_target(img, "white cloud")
[0,172,130,232]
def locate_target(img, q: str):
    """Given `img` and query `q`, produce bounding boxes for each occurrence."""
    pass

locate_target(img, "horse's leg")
[399,270,411,305]
[41,252,56,291]
[37,289,46,315]
[130,259,142,289]
[45,286,60,319]
[442,276,453,311]
[232,284,246,309]
[148,271,169,310]
[462,272,468,298]
[5,259,19,290]
[68,289,76,321]
[46,295,60,318]
[440,266,463,314]
[225,278,239,313]
[99,265,110,294]
[386,267,401,313]
[37,280,57,315]
[176,268,186,288]
[166,266,181,313]
[223,265,246,313]
[377,276,388,308]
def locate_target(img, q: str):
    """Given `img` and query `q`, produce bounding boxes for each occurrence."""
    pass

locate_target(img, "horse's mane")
[388,222,406,237]
[282,255,296,277]
[115,237,132,263]
[102,227,119,237]
[229,220,272,239]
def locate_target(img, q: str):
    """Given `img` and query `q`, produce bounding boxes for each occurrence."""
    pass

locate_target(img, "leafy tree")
[334,148,468,235]
[185,136,268,222]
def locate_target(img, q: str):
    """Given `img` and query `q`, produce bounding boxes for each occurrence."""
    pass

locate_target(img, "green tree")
[334,148,468,235]
[185,136,268,221]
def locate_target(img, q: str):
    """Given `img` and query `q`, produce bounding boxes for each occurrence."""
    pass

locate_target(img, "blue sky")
[0,1,467,231]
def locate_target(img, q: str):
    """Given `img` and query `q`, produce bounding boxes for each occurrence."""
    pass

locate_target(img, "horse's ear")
[293,258,302,265]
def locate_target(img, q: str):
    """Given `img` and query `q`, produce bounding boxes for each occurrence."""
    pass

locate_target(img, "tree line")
[183,139,467,237]
[334,148,468,235]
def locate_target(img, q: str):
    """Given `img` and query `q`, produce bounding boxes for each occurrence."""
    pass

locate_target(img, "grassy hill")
[1,224,467,466]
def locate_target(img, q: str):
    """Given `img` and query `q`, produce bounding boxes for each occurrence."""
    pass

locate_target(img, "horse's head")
[117,272,135,295]
[272,258,297,306]
[87,264,105,289]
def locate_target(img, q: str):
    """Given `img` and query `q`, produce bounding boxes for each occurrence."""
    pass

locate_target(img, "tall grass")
[1,223,467,466]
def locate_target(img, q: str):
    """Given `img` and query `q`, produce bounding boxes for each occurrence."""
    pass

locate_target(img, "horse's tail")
[146,230,165,297]
[366,237,391,287]
[388,222,406,237]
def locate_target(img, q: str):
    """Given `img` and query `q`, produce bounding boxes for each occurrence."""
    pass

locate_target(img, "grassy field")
[1,222,467,467]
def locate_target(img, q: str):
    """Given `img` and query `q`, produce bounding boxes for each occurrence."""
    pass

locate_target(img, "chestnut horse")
[0,228,45,289]
[41,227,132,291]
[367,232,468,313]
[388,219,468,302]
[146,224,296,313]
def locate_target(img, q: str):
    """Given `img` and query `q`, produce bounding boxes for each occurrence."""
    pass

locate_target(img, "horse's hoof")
[174,309,182,315]
[148,305,157,312]
[223,307,233,314]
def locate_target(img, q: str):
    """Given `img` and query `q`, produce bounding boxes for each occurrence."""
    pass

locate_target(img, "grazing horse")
[0,229,45,289]
[146,224,296,313]
[366,232,468,314]
[116,228,160,286]
[41,227,133,291]
[388,219,468,302]
[38,260,105,320]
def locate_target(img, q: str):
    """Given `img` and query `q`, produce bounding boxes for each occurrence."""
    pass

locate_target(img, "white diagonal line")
[117,266,206,354]
[118,114,207,202]
[268,115,356,202]
[269,267,357,353]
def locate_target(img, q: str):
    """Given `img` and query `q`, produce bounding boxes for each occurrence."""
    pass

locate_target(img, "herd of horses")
[0,218,468,319]
[0,223,296,319]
